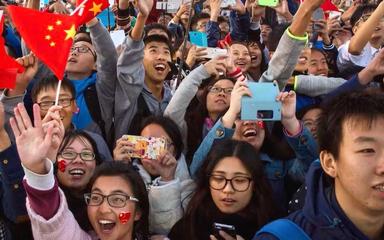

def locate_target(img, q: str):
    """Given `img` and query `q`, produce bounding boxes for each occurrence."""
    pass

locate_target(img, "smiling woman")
[55,129,103,231]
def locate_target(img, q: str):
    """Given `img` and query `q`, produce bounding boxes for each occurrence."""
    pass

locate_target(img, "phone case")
[189,31,208,47]
[122,135,166,160]
[197,47,228,59]
[241,82,281,121]
[258,0,278,7]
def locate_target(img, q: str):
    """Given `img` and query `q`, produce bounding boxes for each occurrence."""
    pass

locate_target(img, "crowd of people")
[1,0,384,239]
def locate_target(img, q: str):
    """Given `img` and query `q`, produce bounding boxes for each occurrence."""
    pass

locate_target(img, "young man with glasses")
[30,75,112,162]
[63,17,117,141]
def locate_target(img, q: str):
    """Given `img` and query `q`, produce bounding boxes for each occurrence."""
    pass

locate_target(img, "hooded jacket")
[254,161,371,240]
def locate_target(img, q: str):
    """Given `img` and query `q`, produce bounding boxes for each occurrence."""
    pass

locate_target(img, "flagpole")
[55,80,62,106]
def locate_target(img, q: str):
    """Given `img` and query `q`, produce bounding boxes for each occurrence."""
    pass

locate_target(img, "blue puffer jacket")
[254,161,371,240]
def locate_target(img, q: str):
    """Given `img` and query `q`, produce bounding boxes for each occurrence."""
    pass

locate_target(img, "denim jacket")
[190,119,312,210]
[283,124,319,183]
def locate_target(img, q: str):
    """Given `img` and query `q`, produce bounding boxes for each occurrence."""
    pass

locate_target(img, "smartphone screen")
[258,0,278,7]
[213,223,236,240]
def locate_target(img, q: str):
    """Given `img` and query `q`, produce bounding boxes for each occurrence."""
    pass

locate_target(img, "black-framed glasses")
[70,45,97,60]
[37,98,73,111]
[84,192,139,208]
[60,150,95,161]
[208,175,252,192]
[208,86,233,95]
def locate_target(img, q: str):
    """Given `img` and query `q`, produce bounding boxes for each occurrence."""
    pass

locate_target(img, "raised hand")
[8,53,39,97]
[186,45,208,68]
[250,0,265,21]
[203,56,228,77]
[210,0,223,21]
[276,90,300,135]
[142,150,177,182]
[113,137,134,162]
[230,0,246,15]
[134,0,154,17]
[48,1,70,14]
[10,103,64,174]
[358,48,384,85]
[273,0,293,21]
[222,78,251,128]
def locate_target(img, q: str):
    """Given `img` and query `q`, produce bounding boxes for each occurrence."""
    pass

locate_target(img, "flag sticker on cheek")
[58,160,66,172]
[119,212,131,224]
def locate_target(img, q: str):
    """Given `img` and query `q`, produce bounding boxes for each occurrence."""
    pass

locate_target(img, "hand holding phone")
[258,0,278,7]
[120,135,166,160]
[212,223,237,240]
[241,82,281,121]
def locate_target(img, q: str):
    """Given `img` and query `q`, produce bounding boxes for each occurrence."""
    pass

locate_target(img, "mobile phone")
[122,135,166,160]
[213,223,236,240]
[312,8,324,32]
[329,11,341,20]
[258,0,278,7]
[221,0,236,9]
[241,82,281,121]
[197,47,227,59]
[189,31,208,47]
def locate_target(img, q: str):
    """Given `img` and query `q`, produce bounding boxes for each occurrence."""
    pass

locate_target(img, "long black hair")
[185,77,236,162]
[181,139,277,239]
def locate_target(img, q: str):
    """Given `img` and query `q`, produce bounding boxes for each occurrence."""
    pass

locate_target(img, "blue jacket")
[254,161,371,240]
[206,10,250,47]
[191,119,314,210]
[0,144,27,223]
[284,124,318,183]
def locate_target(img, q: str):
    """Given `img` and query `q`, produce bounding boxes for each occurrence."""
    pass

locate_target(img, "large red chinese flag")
[7,6,78,79]
[73,0,109,25]
[0,10,24,89]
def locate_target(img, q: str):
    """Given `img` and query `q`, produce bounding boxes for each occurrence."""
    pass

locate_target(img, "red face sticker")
[58,160,66,172]
[257,120,265,129]
[119,212,131,224]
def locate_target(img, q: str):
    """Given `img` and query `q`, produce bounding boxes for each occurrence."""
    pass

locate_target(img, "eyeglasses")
[70,45,97,60]
[60,150,96,161]
[208,86,233,95]
[84,192,139,208]
[37,98,73,111]
[208,175,252,192]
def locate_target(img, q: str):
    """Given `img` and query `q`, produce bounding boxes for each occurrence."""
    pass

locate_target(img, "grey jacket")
[108,35,173,141]
[259,30,308,89]
[133,155,195,235]
[295,75,346,97]
[164,64,210,146]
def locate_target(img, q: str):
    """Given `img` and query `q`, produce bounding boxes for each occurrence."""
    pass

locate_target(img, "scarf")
[70,72,97,130]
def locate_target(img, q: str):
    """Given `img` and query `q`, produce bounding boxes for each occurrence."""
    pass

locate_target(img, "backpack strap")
[84,84,107,138]
[127,93,152,135]
[255,219,311,240]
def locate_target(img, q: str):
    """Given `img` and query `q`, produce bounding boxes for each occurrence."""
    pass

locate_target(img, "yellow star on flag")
[64,24,77,41]
[45,35,51,40]
[50,42,56,47]
[47,25,54,31]
[89,2,103,16]
[56,20,62,26]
